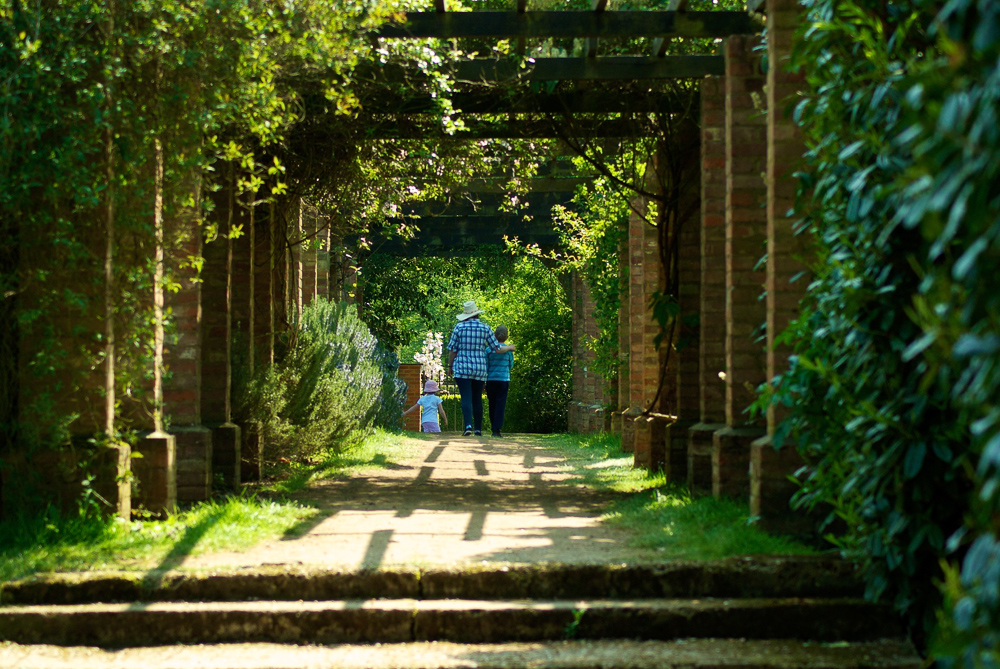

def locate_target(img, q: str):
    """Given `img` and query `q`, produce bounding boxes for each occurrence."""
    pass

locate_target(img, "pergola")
[357,2,764,253]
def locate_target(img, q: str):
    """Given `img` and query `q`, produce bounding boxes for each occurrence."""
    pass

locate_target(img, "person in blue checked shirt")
[485,325,513,438]
[447,300,516,436]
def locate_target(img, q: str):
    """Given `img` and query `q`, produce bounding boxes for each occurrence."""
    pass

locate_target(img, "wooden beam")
[374,11,757,39]
[434,0,446,12]
[454,56,723,81]
[359,115,654,139]
[360,89,689,115]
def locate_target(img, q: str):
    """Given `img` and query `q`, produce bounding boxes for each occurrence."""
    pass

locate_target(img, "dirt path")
[181,433,663,571]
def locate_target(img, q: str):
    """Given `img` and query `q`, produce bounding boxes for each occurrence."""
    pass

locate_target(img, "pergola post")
[712,34,768,500]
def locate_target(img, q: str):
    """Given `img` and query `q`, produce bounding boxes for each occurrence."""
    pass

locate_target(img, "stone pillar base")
[633,414,670,471]
[712,426,766,499]
[210,423,242,490]
[610,411,624,436]
[751,435,813,537]
[172,426,213,504]
[664,419,696,484]
[688,423,725,494]
[621,410,641,454]
[133,432,176,517]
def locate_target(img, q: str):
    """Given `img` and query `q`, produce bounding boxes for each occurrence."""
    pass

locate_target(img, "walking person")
[402,379,448,433]
[447,300,515,436]
[485,325,513,438]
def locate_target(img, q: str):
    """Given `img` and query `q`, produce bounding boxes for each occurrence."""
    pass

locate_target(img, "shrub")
[773,0,1000,660]
[234,299,404,463]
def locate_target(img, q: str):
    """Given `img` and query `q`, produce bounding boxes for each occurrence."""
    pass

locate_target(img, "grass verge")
[536,431,817,560]
[0,429,419,581]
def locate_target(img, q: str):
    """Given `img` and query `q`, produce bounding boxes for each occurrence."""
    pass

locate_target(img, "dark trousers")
[455,377,485,432]
[485,380,509,435]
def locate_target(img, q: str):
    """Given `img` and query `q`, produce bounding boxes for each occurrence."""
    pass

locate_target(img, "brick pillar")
[628,195,667,470]
[689,75,729,494]
[163,189,212,505]
[751,0,812,534]
[302,202,318,306]
[713,35,768,500]
[663,125,702,483]
[581,277,606,432]
[291,200,303,321]
[232,193,262,481]
[399,364,422,431]
[568,272,583,432]
[317,218,330,300]
[615,212,630,442]
[201,182,241,491]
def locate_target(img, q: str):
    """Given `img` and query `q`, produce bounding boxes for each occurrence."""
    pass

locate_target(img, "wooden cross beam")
[374,11,757,39]
[453,55,723,81]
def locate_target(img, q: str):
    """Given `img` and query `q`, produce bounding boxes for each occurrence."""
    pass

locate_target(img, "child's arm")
[402,403,419,417]
[439,399,448,428]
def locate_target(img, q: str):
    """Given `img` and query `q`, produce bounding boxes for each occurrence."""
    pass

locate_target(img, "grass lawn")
[0,428,417,582]
[535,431,817,560]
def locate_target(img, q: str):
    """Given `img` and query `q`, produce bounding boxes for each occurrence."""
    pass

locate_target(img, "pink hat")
[423,379,440,394]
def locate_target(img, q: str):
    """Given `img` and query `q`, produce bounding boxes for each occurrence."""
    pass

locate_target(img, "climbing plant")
[770,0,1000,661]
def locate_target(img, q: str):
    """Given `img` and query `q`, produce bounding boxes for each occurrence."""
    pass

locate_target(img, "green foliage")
[362,250,572,433]
[770,0,1000,658]
[235,299,405,464]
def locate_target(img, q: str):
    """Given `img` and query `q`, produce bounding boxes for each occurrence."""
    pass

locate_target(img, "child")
[485,325,513,438]
[402,379,448,433]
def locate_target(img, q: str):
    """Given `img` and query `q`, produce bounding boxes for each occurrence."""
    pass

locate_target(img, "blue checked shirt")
[448,319,502,381]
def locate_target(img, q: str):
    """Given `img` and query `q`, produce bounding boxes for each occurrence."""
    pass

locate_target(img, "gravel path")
[181,433,661,571]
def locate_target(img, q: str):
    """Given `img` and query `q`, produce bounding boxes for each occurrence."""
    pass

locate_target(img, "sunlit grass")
[534,431,816,560]
[531,432,667,492]
[0,494,315,582]
[1,430,421,582]
[604,486,815,560]
[263,428,423,495]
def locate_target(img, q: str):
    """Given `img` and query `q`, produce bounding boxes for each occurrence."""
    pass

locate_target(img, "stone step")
[0,556,861,605]
[0,638,924,669]
[0,597,903,647]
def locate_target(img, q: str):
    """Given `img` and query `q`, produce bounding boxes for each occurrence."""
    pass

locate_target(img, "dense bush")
[772,0,1000,661]
[235,300,405,463]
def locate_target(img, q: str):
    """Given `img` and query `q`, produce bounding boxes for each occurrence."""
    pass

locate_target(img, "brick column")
[751,0,812,534]
[232,193,262,481]
[163,188,212,505]
[628,195,667,470]
[713,35,768,499]
[302,202,318,306]
[663,124,702,483]
[581,277,607,431]
[398,364,422,432]
[614,212,630,442]
[317,219,331,300]
[201,181,241,491]
[568,272,583,432]
[689,75,729,494]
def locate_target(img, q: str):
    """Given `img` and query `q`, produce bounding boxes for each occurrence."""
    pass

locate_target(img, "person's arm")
[447,349,456,376]
[438,398,448,428]
[402,403,419,417]
[499,344,515,353]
